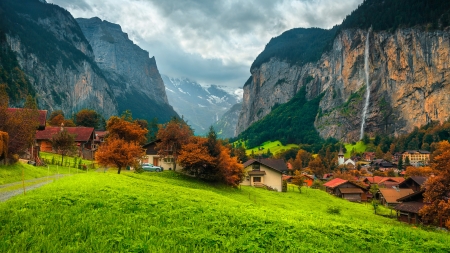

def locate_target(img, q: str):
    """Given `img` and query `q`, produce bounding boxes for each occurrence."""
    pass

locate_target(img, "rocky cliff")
[0,0,117,117]
[77,18,178,123]
[236,28,450,141]
[213,103,242,139]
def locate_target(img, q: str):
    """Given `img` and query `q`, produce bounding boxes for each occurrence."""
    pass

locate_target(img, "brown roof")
[243,159,288,173]
[394,202,426,214]
[7,108,47,129]
[323,178,348,188]
[35,127,94,142]
[379,188,414,204]
[364,176,404,184]
[338,188,364,194]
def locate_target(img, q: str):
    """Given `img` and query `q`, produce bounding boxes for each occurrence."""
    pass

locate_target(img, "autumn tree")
[75,109,101,129]
[106,116,148,144]
[178,136,215,178]
[308,156,326,178]
[291,170,305,193]
[217,145,244,187]
[404,166,435,177]
[51,128,77,165]
[95,138,144,174]
[48,110,76,127]
[156,117,192,171]
[0,131,9,164]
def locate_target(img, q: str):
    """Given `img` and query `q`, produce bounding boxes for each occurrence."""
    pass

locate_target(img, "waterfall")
[360,29,371,140]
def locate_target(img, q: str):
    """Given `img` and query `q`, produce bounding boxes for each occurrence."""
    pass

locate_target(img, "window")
[253,177,261,182]
[164,157,174,163]
[252,163,260,171]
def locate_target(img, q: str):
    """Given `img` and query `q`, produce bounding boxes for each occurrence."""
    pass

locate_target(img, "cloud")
[47,0,363,88]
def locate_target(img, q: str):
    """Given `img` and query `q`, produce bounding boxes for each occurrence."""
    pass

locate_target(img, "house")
[241,158,288,192]
[301,174,314,187]
[398,176,427,192]
[378,188,414,207]
[370,159,396,170]
[394,190,427,225]
[402,150,430,166]
[344,158,356,167]
[363,152,376,161]
[92,130,108,150]
[35,126,95,159]
[363,176,405,187]
[323,178,368,202]
[393,152,402,162]
[321,173,333,181]
[142,140,182,171]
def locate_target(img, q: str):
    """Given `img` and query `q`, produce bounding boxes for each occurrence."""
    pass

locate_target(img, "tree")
[0,131,9,164]
[375,146,384,159]
[404,156,411,166]
[420,141,450,228]
[106,116,148,144]
[308,156,326,178]
[217,145,244,187]
[291,170,305,193]
[49,110,64,123]
[49,114,65,126]
[404,166,435,177]
[156,117,192,171]
[95,138,144,174]
[362,133,370,144]
[24,95,38,109]
[398,156,404,171]
[178,136,215,178]
[51,128,77,165]
[75,109,100,129]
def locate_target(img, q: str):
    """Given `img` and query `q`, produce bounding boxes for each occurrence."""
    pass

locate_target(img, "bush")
[282,180,288,192]
[327,206,341,215]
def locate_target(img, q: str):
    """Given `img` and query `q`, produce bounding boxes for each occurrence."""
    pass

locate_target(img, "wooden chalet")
[378,188,414,207]
[323,178,368,202]
[363,152,375,161]
[363,176,404,187]
[398,176,427,192]
[35,126,95,159]
[394,190,427,225]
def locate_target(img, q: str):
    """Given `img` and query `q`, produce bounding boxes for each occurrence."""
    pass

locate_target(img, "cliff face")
[77,18,178,123]
[236,28,450,141]
[1,0,117,117]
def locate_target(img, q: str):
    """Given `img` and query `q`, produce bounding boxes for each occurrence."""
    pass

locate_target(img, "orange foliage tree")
[178,136,215,177]
[156,117,192,171]
[404,166,436,177]
[0,131,9,163]
[291,170,306,193]
[420,141,450,228]
[95,138,144,174]
[308,156,327,178]
[107,116,148,144]
[217,145,244,187]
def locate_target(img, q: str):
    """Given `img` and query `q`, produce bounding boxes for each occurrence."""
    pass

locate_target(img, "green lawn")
[0,171,448,252]
[345,141,367,158]
[245,140,299,156]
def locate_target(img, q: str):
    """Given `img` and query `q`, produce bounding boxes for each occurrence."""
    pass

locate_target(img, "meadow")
[245,140,299,156]
[0,170,448,252]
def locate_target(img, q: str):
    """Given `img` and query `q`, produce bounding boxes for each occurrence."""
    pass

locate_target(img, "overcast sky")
[47,0,363,89]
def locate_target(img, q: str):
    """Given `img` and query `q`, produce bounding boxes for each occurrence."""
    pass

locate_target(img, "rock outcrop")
[236,28,450,141]
[77,18,178,123]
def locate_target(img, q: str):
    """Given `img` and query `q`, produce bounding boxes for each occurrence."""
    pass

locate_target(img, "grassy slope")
[245,140,299,156]
[344,141,367,158]
[0,172,448,252]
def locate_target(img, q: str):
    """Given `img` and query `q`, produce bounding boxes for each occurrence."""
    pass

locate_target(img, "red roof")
[7,108,47,129]
[36,127,94,142]
[364,176,405,184]
[323,178,348,188]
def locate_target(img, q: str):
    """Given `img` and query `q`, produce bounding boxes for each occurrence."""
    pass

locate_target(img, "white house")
[240,158,288,192]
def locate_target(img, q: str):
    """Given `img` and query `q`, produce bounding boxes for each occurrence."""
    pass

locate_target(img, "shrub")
[327,206,341,215]
[282,180,287,192]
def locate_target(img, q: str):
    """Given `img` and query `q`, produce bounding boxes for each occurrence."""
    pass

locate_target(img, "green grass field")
[0,171,448,252]
[345,141,368,158]
[245,140,299,156]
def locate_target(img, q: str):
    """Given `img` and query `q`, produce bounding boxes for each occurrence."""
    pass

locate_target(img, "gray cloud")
[48,0,363,88]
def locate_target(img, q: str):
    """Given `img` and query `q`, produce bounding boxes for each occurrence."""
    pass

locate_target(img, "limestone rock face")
[77,18,178,122]
[3,1,117,117]
[236,28,450,141]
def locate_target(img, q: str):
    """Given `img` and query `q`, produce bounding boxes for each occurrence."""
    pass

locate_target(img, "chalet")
[394,190,427,225]
[393,152,402,162]
[370,159,396,170]
[142,140,182,171]
[241,159,288,192]
[323,178,368,202]
[398,176,427,192]
[363,152,376,161]
[363,176,405,187]
[402,150,430,167]
[321,173,333,181]
[378,188,414,207]
[35,126,95,159]
[301,174,314,187]
[92,131,108,150]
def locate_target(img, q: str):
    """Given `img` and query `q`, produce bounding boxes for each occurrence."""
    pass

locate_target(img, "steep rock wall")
[236,28,450,141]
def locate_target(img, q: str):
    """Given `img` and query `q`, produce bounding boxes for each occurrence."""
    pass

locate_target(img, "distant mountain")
[212,103,242,139]
[162,75,241,135]
[76,17,178,123]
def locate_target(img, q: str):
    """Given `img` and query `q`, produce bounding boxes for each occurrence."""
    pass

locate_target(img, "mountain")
[162,75,241,135]
[76,18,178,123]
[212,103,242,139]
[236,0,450,142]
[0,0,117,117]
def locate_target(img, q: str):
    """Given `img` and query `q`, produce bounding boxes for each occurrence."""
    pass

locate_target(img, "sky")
[47,0,363,89]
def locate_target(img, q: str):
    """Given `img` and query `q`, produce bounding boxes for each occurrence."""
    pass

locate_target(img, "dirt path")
[0,174,67,202]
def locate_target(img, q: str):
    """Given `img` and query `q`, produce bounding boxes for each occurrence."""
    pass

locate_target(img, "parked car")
[141,163,163,172]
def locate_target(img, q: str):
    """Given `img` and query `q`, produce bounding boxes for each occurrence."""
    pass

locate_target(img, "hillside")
[0,171,448,252]
[212,102,242,138]
[236,0,450,143]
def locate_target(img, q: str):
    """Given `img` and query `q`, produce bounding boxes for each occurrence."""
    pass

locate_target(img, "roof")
[323,178,348,188]
[397,189,425,202]
[301,174,314,180]
[243,159,288,173]
[378,188,414,204]
[399,176,427,188]
[35,127,94,142]
[282,175,292,181]
[338,187,364,194]
[7,108,47,130]
[364,176,404,184]
[402,150,431,154]
[394,202,426,214]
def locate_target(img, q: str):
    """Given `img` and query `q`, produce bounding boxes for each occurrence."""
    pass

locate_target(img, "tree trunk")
[173,161,177,171]
[61,154,64,166]
[118,166,121,174]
